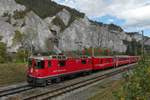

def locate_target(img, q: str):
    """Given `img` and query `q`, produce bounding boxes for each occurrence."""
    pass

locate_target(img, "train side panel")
[56,58,92,77]
[92,57,115,70]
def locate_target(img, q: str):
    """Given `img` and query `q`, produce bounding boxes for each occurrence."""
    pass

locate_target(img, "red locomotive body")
[27,55,139,86]
[27,55,92,86]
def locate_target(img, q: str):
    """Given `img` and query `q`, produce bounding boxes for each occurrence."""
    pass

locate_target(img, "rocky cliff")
[0,0,149,53]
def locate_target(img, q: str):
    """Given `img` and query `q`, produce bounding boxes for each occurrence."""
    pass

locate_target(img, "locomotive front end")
[27,57,47,86]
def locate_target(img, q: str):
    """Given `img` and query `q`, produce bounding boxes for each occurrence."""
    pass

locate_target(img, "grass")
[89,80,124,100]
[0,63,27,87]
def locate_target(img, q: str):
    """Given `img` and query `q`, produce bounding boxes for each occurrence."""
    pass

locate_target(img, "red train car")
[115,56,130,66]
[92,56,115,70]
[27,55,139,86]
[130,56,139,63]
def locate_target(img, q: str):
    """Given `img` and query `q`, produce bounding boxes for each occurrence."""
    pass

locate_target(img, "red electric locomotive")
[27,55,139,86]
[27,55,92,86]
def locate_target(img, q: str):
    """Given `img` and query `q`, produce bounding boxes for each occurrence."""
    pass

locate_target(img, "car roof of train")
[29,55,133,60]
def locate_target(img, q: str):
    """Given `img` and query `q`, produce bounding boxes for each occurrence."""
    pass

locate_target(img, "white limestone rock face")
[59,17,91,51]
[21,11,53,52]
[57,9,71,26]
[59,17,127,52]
[50,24,61,34]
[0,0,25,16]
[0,20,16,52]
[131,34,142,42]
[0,0,149,53]
[145,39,150,46]
[125,34,132,42]
[44,16,56,26]
[98,26,127,52]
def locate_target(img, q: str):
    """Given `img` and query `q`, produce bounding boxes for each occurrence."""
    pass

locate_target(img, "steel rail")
[0,85,34,97]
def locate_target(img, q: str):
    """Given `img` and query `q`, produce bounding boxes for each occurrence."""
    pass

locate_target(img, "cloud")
[52,0,150,32]
[120,5,150,27]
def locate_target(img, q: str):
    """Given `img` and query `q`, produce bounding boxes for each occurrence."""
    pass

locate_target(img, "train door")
[46,59,58,76]
[28,59,47,77]
[57,59,67,75]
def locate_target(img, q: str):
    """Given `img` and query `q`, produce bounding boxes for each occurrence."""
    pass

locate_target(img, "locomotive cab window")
[81,60,86,64]
[36,60,45,69]
[59,60,66,67]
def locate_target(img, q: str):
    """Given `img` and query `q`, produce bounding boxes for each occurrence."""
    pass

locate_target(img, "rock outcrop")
[21,11,53,52]
[57,9,71,26]
[0,0,25,16]
[0,0,149,53]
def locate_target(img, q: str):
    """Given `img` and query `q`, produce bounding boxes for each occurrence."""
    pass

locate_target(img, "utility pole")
[141,30,144,59]
[92,46,94,57]
[91,32,95,57]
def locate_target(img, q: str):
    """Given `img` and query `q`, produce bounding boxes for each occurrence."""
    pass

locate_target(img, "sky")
[52,0,150,37]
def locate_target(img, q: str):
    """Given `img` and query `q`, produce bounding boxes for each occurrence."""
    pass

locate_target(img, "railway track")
[23,64,136,100]
[0,84,34,98]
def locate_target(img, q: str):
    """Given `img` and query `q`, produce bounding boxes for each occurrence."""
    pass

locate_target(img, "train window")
[59,60,66,67]
[48,61,51,68]
[62,56,66,59]
[58,56,61,59]
[81,60,86,64]
[52,56,57,59]
[36,60,45,69]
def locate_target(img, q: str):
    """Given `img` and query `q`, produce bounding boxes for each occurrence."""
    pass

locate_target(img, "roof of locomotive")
[29,55,91,60]
[29,55,66,60]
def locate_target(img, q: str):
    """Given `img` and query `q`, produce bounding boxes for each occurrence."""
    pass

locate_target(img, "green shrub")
[114,60,150,100]
[13,10,28,19]
[13,30,25,45]
[108,23,123,32]
[15,0,62,18]
[124,40,142,56]
[15,49,30,63]
[0,36,3,40]
[0,42,7,63]
[2,12,11,24]
[52,16,66,31]
[2,12,10,17]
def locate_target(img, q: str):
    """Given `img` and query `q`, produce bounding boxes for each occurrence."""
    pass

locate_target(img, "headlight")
[30,68,33,73]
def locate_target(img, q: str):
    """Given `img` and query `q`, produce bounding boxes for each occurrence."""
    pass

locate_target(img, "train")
[27,55,139,86]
